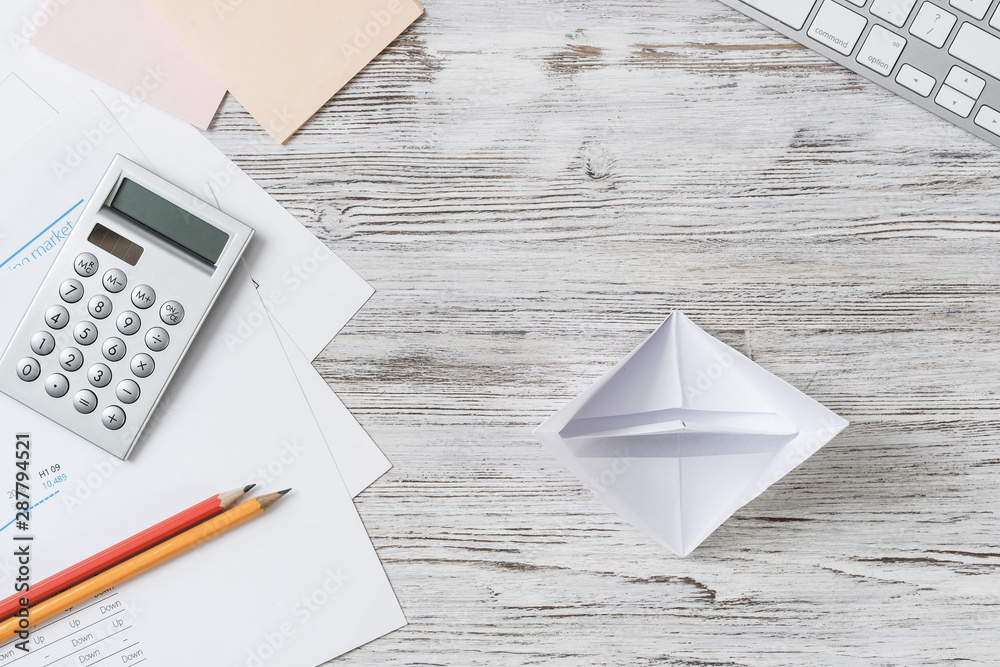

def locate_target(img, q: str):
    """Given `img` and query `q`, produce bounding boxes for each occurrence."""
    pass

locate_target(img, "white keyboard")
[718,0,1000,147]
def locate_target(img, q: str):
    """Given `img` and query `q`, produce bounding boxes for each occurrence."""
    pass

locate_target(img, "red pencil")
[0,484,254,621]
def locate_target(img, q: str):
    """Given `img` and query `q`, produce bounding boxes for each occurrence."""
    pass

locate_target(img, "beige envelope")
[144,0,423,142]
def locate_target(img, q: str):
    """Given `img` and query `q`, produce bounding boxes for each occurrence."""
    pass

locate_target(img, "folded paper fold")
[534,312,847,556]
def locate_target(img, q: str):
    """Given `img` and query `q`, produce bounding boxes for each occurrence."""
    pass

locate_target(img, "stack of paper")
[30,0,424,141]
[0,2,405,664]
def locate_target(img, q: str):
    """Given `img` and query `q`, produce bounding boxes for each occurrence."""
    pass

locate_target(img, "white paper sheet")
[0,72,55,155]
[271,318,391,498]
[535,312,848,557]
[0,268,406,666]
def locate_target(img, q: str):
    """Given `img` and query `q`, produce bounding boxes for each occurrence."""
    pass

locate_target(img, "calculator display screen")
[109,179,229,265]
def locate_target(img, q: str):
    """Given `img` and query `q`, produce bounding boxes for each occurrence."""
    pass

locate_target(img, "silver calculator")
[0,156,254,460]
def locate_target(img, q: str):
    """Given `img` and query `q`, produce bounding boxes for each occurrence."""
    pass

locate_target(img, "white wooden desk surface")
[205,1,1000,664]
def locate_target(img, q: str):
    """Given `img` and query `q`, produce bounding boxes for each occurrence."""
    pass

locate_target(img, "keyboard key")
[17,358,40,382]
[59,347,84,372]
[88,363,112,388]
[44,373,69,398]
[74,252,98,277]
[45,305,69,330]
[101,405,126,430]
[160,301,185,326]
[74,321,98,346]
[950,23,1000,80]
[871,0,918,27]
[742,0,818,29]
[992,6,1000,29]
[808,0,867,55]
[116,380,140,405]
[102,337,127,362]
[88,294,113,320]
[131,284,156,309]
[73,389,97,414]
[117,311,141,336]
[30,331,55,356]
[857,26,906,76]
[944,66,986,99]
[145,327,170,352]
[910,2,957,48]
[131,353,154,378]
[102,269,127,293]
[975,106,1000,136]
[935,84,976,117]
[59,279,83,303]
[950,0,991,20]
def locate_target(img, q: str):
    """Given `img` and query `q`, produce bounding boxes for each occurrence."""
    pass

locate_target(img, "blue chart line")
[0,199,85,269]
[0,490,60,534]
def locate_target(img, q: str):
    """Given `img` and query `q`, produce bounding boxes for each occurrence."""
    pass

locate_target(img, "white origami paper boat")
[534,312,848,556]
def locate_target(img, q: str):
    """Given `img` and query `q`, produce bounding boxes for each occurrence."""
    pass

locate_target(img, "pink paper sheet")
[31,0,226,129]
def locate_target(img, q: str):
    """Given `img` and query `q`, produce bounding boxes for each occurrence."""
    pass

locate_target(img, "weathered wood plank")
[205,1,1000,664]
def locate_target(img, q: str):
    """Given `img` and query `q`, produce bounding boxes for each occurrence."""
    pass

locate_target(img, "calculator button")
[131,285,156,309]
[145,327,169,352]
[73,390,97,414]
[87,363,112,388]
[45,305,69,330]
[102,337,127,362]
[115,380,140,404]
[44,374,69,398]
[88,295,113,320]
[102,269,127,293]
[59,279,84,303]
[130,354,154,378]
[59,348,84,372]
[74,253,99,277]
[30,331,55,356]
[101,406,126,430]
[73,321,98,346]
[117,311,141,336]
[159,301,184,326]
[16,358,40,382]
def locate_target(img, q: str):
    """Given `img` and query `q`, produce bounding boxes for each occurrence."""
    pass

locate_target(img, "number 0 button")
[103,337,126,362]
[17,358,40,382]
[88,363,112,388]
[130,353,154,378]
[102,406,126,430]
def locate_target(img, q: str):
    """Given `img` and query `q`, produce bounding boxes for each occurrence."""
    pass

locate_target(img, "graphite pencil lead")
[256,490,291,511]
[243,483,256,493]
[219,485,255,508]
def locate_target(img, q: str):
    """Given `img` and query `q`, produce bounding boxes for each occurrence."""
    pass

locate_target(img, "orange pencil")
[0,485,254,621]
[0,490,290,643]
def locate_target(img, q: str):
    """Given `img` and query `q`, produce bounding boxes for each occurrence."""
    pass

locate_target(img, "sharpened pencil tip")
[277,488,291,495]
[243,483,256,493]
